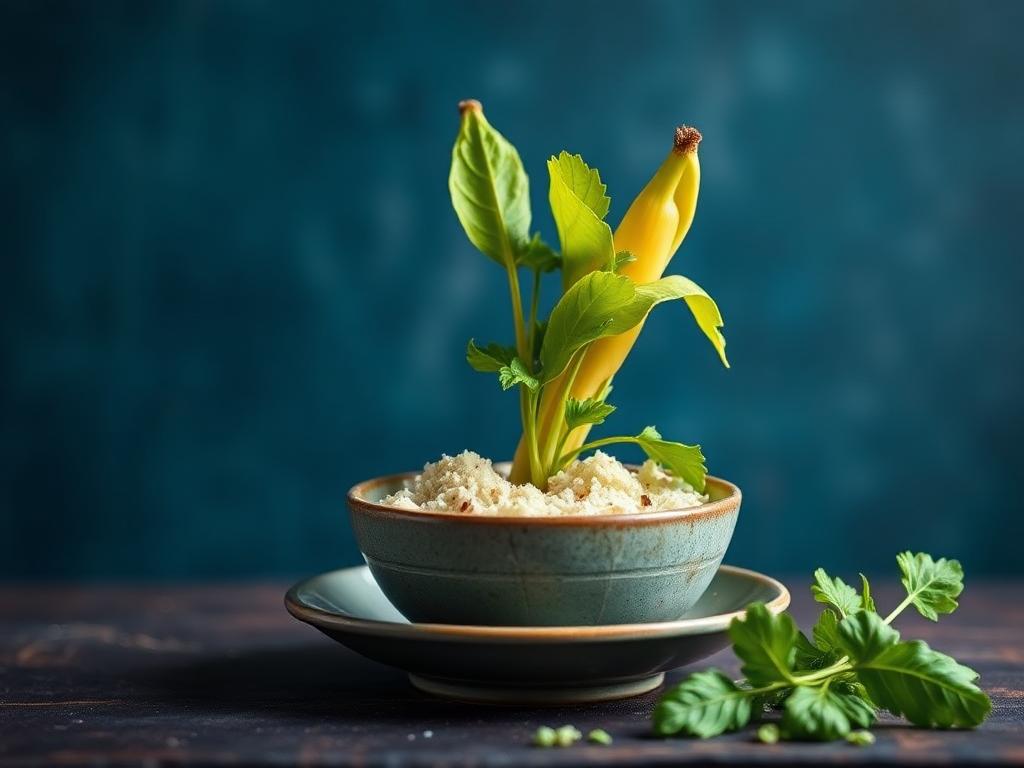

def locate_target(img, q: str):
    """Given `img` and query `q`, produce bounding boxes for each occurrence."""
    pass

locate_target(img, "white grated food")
[380,450,707,516]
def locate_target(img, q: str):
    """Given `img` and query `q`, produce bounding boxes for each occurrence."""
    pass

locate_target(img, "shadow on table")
[141,643,663,724]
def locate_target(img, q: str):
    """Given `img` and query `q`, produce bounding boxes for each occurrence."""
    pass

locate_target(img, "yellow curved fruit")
[509,127,703,484]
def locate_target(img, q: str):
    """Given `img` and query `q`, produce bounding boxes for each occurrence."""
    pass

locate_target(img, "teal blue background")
[2,1,1022,579]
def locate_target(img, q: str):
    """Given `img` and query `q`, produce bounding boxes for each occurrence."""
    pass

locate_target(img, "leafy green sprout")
[652,552,990,743]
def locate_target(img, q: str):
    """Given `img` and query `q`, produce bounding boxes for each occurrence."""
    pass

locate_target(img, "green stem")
[558,435,640,468]
[506,265,529,364]
[527,269,541,363]
[523,388,544,487]
[542,351,585,472]
[883,594,916,625]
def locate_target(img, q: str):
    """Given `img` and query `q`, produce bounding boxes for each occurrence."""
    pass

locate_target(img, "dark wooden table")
[1,578,1022,767]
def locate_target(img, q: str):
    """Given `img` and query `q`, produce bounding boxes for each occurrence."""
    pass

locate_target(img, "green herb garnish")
[653,551,991,742]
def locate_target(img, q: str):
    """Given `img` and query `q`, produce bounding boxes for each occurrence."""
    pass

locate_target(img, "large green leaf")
[652,670,756,738]
[854,640,991,728]
[836,611,900,663]
[632,275,729,367]
[782,684,875,741]
[896,552,964,621]
[449,106,531,268]
[729,602,798,686]
[634,426,706,492]
[548,153,615,290]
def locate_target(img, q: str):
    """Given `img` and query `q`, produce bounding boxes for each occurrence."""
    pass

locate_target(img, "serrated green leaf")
[812,609,842,653]
[836,611,900,663]
[548,153,615,290]
[729,602,798,686]
[860,574,876,613]
[794,630,837,671]
[853,640,991,728]
[497,358,539,391]
[449,106,530,268]
[635,426,706,492]
[782,684,875,741]
[896,552,964,621]
[466,339,516,373]
[565,397,616,430]
[811,568,861,618]
[652,670,755,738]
[517,233,561,273]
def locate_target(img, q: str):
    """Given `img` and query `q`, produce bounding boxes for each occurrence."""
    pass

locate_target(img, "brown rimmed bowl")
[348,468,741,626]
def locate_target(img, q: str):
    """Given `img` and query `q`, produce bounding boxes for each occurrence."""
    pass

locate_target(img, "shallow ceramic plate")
[285,564,789,704]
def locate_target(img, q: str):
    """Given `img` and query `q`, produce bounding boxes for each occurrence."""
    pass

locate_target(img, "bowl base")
[408,672,665,705]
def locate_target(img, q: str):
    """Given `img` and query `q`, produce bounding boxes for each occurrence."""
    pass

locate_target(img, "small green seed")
[587,728,613,745]
[846,730,876,746]
[532,726,557,747]
[554,725,582,747]
[757,723,780,744]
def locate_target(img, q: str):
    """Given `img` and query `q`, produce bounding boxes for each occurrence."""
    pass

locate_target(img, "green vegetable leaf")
[548,152,615,290]
[896,552,964,621]
[634,426,706,492]
[466,339,516,373]
[860,574,876,613]
[729,602,798,686]
[782,684,875,741]
[449,105,531,269]
[633,275,729,368]
[612,250,637,272]
[853,640,991,728]
[811,568,861,618]
[836,611,900,663]
[497,358,539,391]
[565,398,616,430]
[794,630,837,671]
[812,609,842,653]
[652,670,755,738]
[517,233,561,273]
[539,271,637,383]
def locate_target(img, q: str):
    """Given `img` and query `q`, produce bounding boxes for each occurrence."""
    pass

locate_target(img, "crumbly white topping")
[380,450,707,516]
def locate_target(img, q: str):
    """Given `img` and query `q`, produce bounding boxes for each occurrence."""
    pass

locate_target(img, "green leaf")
[547,153,615,290]
[539,271,637,383]
[794,630,837,671]
[652,670,756,738]
[845,729,876,746]
[860,574,876,613]
[517,233,561,273]
[565,397,616,430]
[466,339,516,373]
[729,602,798,686]
[449,106,531,268]
[633,275,729,368]
[612,250,637,272]
[497,358,539,391]
[836,611,900,663]
[896,552,964,621]
[853,640,991,728]
[634,426,706,492]
[782,684,875,741]
[812,609,842,653]
[811,568,861,618]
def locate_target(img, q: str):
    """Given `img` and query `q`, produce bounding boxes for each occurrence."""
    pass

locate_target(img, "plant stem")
[558,435,640,467]
[542,351,585,472]
[505,265,529,364]
[523,388,544,487]
[883,594,916,625]
[527,269,541,363]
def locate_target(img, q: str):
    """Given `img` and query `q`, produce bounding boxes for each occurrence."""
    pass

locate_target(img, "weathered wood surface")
[1,579,1022,766]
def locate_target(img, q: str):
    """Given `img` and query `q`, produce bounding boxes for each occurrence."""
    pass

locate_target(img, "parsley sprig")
[653,552,991,742]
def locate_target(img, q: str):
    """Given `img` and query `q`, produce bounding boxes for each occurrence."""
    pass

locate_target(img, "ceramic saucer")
[285,564,788,704]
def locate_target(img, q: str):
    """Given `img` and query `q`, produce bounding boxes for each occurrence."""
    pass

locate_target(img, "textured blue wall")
[2,1,1022,579]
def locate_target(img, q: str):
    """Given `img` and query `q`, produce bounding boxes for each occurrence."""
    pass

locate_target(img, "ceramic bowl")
[348,468,740,626]
[285,564,788,704]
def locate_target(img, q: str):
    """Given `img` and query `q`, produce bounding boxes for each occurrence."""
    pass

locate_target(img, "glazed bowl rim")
[348,468,741,526]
